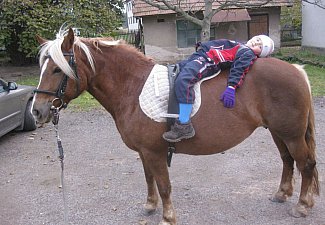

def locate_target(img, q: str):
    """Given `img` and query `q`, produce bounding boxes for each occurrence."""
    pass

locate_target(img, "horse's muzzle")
[32,103,52,124]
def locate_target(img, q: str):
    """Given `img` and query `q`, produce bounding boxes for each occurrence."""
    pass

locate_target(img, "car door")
[0,81,23,137]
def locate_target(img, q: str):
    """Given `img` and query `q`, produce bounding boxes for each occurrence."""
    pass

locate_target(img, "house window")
[177,20,216,48]
[177,20,201,48]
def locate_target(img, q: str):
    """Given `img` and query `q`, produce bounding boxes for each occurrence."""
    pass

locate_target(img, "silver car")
[0,78,36,137]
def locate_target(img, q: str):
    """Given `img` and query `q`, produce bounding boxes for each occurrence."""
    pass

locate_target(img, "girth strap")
[166,64,180,167]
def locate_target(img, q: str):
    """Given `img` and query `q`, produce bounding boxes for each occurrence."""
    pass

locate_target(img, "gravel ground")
[0,97,324,225]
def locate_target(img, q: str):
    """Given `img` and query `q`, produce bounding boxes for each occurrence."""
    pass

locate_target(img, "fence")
[113,30,145,54]
[280,26,301,46]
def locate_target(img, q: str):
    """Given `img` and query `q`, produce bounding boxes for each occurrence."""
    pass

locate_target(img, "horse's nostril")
[32,109,40,118]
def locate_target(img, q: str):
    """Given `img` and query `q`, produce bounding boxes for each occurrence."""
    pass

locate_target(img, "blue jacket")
[196,39,257,88]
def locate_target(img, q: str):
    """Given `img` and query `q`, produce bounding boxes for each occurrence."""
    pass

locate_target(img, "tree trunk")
[201,19,211,42]
[201,0,213,42]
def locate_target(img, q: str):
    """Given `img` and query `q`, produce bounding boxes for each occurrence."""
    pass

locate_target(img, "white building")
[124,0,140,31]
[302,0,325,54]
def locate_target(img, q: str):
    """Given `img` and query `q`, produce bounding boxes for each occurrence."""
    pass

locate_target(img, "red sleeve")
[207,45,240,63]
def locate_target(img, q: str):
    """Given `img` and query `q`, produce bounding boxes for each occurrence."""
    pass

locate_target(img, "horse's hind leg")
[269,132,295,203]
[138,152,159,213]
[284,137,319,217]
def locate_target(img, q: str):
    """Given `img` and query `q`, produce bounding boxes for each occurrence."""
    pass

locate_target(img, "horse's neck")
[87,53,154,119]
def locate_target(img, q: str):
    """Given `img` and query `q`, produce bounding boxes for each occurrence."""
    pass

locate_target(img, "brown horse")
[32,28,319,225]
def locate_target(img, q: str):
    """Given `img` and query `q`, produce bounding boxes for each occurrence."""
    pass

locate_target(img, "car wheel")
[23,100,37,131]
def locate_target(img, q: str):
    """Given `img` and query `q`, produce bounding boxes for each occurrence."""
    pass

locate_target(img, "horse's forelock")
[38,37,75,79]
[38,32,95,79]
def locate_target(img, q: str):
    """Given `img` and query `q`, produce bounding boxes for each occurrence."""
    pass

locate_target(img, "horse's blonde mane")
[39,27,151,79]
[38,28,113,79]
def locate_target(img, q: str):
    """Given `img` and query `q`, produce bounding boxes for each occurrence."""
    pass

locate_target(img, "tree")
[303,0,325,9]
[281,0,302,30]
[0,0,122,65]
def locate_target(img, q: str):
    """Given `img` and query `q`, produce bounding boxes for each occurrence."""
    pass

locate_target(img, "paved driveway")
[0,98,324,225]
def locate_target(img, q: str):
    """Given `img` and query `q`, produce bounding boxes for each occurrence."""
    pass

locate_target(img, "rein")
[34,52,80,109]
[35,51,79,223]
[51,100,68,223]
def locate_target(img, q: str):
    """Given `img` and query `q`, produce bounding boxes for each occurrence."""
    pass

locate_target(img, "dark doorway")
[248,14,269,38]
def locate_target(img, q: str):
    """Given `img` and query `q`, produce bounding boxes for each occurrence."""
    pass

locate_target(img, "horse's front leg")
[141,149,176,225]
[138,152,159,213]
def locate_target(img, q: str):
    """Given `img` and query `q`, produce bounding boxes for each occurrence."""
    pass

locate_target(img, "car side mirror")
[8,82,18,90]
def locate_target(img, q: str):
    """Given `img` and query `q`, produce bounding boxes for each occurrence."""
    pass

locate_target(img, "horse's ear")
[36,35,48,45]
[62,28,75,52]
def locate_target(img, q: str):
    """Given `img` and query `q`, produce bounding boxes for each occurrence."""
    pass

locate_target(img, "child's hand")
[220,86,236,108]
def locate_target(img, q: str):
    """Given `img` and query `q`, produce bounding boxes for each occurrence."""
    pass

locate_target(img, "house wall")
[143,14,177,48]
[302,1,325,54]
[213,22,248,42]
[268,7,281,48]
[143,14,192,63]
[143,7,282,63]
[212,7,281,45]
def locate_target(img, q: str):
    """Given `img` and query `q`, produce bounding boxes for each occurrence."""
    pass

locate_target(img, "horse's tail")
[306,97,320,196]
[293,64,320,195]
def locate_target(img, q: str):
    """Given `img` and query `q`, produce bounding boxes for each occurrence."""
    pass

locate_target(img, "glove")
[220,86,236,108]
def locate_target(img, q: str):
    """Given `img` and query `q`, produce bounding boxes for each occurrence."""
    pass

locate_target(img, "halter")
[34,52,80,109]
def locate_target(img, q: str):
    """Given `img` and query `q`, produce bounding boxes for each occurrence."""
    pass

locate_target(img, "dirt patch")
[0,99,324,225]
[0,64,39,81]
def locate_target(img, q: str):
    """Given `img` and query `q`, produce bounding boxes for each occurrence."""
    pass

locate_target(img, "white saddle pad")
[139,64,220,122]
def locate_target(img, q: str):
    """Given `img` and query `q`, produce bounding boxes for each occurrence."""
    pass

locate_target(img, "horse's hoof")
[289,204,308,218]
[158,221,174,225]
[269,192,287,203]
[144,203,157,214]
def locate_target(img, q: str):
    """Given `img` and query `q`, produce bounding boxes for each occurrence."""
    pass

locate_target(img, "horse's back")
[248,58,310,99]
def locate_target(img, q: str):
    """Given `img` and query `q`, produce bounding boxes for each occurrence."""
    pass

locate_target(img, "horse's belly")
[174,125,256,155]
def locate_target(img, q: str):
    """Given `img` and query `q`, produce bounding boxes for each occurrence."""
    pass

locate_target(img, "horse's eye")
[53,67,62,74]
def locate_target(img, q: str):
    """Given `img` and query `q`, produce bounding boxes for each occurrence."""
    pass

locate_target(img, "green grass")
[304,65,325,97]
[17,75,102,111]
[18,75,39,86]
[273,47,325,97]
[274,47,325,67]
[68,92,102,111]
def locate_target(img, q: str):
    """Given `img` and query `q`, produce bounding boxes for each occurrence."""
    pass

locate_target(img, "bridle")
[34,51,80,109]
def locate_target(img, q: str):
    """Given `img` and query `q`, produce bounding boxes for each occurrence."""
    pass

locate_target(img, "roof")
[133,0,293,17]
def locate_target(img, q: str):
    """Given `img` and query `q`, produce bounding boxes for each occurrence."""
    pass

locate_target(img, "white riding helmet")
[253,35,274,57]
